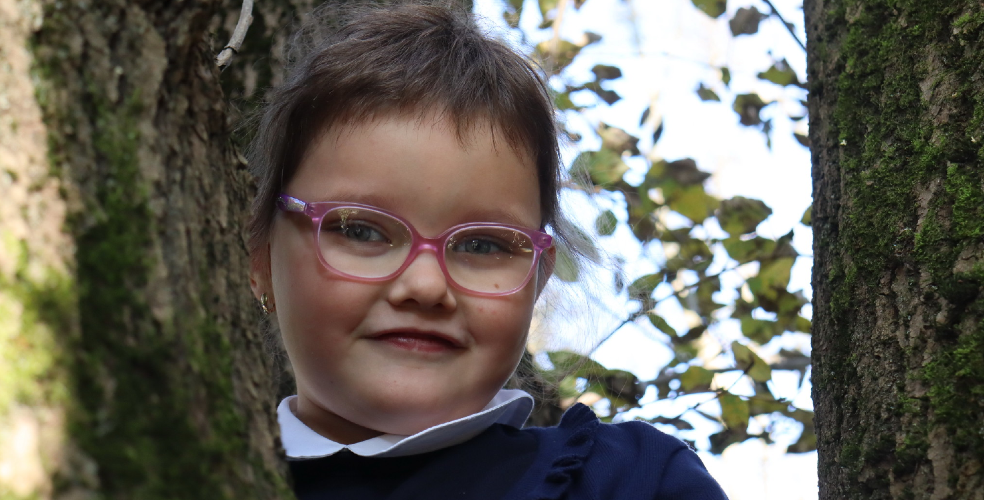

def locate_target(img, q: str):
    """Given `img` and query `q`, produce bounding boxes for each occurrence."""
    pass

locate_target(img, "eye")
[452,236,511,255]
[325,221,390,243]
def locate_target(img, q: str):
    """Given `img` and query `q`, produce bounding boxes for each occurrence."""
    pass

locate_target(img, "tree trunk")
[805,0,983,498]
[0,0,318,498]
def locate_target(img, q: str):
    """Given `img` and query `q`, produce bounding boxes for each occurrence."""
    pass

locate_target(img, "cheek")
[269,223,376,345]
[468,294,535,352]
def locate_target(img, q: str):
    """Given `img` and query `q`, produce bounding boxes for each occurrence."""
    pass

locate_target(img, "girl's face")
[253,114,550,442]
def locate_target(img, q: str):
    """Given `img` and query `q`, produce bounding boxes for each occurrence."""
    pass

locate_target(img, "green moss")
[944,164,983,240]
[28,4,292,498]
[818,0,983,493]
[0,233,75,415]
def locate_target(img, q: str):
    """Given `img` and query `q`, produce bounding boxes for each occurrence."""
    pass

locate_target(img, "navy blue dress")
[290,404,729,500]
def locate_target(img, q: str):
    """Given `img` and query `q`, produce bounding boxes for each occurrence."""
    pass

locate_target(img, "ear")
[249,244,273,301]
[534,246,557,300]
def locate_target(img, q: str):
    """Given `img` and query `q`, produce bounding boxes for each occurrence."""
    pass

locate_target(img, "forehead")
[288,114,542,231]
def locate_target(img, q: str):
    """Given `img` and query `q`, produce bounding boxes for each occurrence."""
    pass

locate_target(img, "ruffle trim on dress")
[528,403,599,500]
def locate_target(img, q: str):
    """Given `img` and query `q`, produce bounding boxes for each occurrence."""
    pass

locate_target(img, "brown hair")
[245,1,578,272]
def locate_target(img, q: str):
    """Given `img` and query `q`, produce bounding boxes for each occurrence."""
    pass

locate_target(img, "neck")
[292,395,383,445]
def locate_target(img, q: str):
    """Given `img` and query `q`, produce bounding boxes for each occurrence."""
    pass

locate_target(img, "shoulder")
[525,404,729,500]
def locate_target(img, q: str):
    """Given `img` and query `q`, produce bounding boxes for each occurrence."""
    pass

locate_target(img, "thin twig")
[216,0,255,69]
[761,0,806,51]
[547,0,570,63]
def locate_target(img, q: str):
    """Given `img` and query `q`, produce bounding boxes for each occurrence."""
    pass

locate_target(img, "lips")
[366,329,463,353]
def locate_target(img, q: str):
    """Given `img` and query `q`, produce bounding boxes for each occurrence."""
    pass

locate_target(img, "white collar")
[277,389,534,459]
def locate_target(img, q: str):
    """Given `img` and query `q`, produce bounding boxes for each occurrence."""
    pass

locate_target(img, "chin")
[360,390,489,435]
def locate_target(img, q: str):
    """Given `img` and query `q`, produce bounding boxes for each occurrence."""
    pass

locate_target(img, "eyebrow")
[312,193,537,228]
[458,208,537,229]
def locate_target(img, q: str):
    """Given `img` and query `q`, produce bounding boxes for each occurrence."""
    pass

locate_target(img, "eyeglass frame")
[276,194,554,297]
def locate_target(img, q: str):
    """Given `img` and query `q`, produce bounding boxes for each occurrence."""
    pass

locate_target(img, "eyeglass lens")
[317,207,537,293]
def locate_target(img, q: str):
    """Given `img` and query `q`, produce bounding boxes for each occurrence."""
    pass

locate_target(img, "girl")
[246,2,729,498]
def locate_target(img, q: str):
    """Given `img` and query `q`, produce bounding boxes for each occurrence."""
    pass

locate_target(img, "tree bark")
[805,0,983,498]
[0,0,319,497]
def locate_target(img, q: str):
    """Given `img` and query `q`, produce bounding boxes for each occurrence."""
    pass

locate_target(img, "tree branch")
[216,0,255,69]
[761,0,806,51]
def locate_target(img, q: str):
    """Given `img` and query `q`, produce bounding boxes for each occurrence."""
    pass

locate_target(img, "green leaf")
[628,272,663,301]
[719,392,750,430]
[732,93,770,126]
[794,315,812,333]
[709,428,749,454]
[794,132,811,147]
[729,6,765,36]
[757,59,801,87]
[571,149,629,186]
[722,236,776,264]
[753,257,795,294]
[748,394,790,416]
[740,317,782,344]
[800,204,812,226]
[547,351,606,377]
[691,0,727,18]
[696,83,720,102]
[644,158,711,188]
[731,342,772,383]
[680,365,715,392]
[534,39,582,73]
[694,276,724,315]
[581,81,621,105]
[720,67,731,86]
[592,64,623,81]
[716,196,773,235]
[595,210,617,236]
[668,185,720,224]
[786,410,816,453]
[553,91,581,111]
[644,416,694,430]
[647,313,678,337]
[597,124,640,155]
[553,247,580,282]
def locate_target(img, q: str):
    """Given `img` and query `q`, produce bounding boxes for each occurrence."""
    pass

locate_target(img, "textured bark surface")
[1,0,316,497]
[805,0,983,499]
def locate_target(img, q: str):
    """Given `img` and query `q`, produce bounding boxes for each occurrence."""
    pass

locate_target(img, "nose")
[386,249,457,311]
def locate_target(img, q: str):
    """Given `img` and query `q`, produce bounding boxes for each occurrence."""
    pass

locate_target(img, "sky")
[473,0,819,498]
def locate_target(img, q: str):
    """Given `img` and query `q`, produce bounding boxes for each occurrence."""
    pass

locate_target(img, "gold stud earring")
[259,293,273,314]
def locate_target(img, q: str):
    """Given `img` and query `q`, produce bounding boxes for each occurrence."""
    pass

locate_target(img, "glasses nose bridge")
[406,233,450,271]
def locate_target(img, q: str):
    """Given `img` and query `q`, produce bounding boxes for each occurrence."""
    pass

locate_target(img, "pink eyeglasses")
[277,194,553,296]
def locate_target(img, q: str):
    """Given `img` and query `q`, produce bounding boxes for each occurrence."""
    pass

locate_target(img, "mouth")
[366,329,464,353]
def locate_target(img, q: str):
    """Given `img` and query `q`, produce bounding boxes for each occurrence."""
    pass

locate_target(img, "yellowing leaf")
[691,0,727,18]
[757,59,801,87]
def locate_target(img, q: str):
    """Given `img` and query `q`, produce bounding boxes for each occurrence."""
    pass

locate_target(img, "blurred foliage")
[500,0,814,454]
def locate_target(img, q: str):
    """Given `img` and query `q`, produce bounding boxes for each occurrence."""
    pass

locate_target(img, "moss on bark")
[23,0,295,498]
[806,0,983,497]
